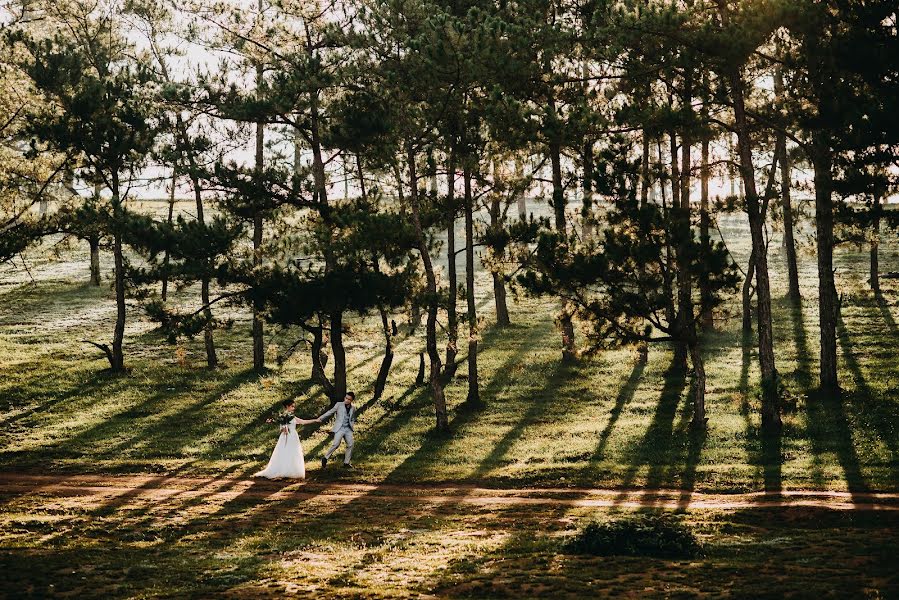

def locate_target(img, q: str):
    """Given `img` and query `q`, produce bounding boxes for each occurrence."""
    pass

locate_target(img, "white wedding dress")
[254,417,306,479]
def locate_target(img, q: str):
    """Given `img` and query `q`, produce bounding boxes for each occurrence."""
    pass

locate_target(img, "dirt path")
[2,472,898,511]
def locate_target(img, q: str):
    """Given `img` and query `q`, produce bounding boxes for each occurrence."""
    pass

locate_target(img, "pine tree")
[14,1,160,371]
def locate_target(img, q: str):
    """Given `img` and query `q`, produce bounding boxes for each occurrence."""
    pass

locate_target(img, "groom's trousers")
[325,427,354,464]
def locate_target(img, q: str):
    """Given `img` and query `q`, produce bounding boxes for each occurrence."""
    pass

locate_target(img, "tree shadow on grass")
[466,360,569,481]
[804,327,871,499]
[382,321,559,485]
[613,356,688,501]
[836,311,899,487]
[875,292,899,337]
[62,368,260,464]
[788,301,814,389]
[735,329,784,494]
[591,358,645,463]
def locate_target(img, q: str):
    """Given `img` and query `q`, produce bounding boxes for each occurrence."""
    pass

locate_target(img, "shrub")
[564,514,703,559]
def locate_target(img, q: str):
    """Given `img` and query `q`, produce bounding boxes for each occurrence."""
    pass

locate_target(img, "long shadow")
[781,300,827,488]
[383,321,558,484]
[613,356,688,500]
[875,292,899,336]
[676,425,707,509]
[467,360,568,480]
[589,358,645,465]
[789,302,814,389]
[0,370,114,429]
[836,311,899,486]
[802,315,871,499]
[58,368,258,463]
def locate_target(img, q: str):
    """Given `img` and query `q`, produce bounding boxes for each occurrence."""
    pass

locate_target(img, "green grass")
[1,213,897,492]
[1,207,898,596]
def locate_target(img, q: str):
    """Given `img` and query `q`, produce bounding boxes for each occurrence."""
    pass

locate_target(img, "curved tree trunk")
[728,61,781,431]
[310,322,334,398]
[742,252,755,332]
[408,143,448,431]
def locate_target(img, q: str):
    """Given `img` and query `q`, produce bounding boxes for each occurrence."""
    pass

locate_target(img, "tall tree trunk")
[161,169,176,302]
[463,166,481,405]
[870,193,881,294]
[812,145,839,391]
[676,126,691,372]
[110,173,126,373]
[550,140,576,361]
[373,307,394,401]
[728,60,781,431]
[330,310,347,402]
[310,323,334,398]
[309,90,328,207]
[780,143,801,302]
[252,50,265,373]
[446,152,459,375]
[550,140,566,232]
[88,235,101,286]
[774,61,801,303]
[408,143,448,431]
[192,174,217,368]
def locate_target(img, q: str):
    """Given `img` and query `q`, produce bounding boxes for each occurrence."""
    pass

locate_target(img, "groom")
[317,391,356,469]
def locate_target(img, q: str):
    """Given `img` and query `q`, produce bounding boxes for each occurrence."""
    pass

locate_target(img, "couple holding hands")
[254,392,357,479]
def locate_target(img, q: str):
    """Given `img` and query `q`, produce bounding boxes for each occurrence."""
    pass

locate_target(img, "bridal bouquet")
[266,411,295,426]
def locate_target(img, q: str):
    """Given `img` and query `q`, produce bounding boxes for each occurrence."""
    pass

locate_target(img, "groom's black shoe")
[342,463,353,469]
[321,457,327,469]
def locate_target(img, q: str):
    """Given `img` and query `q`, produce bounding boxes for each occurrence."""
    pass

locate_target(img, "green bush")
[564,514,703,559]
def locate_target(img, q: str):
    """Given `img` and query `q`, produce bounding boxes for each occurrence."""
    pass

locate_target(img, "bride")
[255,399,317,479]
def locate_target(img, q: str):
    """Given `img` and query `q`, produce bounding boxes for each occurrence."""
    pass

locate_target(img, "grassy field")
[1,202,899,597]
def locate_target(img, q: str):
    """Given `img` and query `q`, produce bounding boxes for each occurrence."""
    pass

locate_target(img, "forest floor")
[2,204,899,597]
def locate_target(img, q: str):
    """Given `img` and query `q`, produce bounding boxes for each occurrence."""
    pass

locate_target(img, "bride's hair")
[282,399,295,409]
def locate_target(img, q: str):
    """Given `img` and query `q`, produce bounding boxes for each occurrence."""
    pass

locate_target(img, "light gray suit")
[318,401,355,464]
